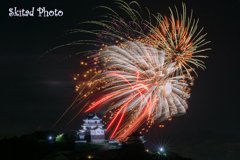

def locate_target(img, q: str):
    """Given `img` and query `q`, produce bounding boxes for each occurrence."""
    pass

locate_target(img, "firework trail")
[84,42,190,140]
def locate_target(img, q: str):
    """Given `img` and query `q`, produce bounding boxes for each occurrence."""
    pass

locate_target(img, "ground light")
[157,151,167,157]
[55,134,64,142]
[157,147,167,157]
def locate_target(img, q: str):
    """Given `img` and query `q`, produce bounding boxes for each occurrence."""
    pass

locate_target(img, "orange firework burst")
[143,3,211,79]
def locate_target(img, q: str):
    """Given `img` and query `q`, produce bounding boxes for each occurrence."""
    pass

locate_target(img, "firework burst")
[143,3,210,79]
[85,42,190,140]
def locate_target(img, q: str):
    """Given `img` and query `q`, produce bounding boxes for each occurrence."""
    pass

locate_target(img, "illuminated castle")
[76,113,106,143]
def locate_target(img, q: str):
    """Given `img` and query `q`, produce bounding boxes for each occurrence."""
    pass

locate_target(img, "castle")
[76,113,106,143]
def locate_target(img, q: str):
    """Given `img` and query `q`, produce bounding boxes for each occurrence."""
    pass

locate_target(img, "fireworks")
[85,42,190,140]
[79,2,210,82]
[143,3,210,78]
[52,1,210,141]
[50,1,209,78]
[91,0,149,42]
[60,0,151,62]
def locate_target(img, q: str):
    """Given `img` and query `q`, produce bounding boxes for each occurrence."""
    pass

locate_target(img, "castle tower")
[77,113,106,143]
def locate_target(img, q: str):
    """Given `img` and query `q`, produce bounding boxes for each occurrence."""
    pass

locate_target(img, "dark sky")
[1,0,240,156]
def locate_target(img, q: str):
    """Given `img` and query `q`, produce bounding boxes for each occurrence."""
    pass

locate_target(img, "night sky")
[1,0,240,158]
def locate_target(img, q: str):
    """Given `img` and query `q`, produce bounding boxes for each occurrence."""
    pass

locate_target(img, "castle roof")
[83,113,102,121]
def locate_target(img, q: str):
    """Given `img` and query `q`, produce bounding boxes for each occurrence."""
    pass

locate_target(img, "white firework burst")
[98,42,190,122]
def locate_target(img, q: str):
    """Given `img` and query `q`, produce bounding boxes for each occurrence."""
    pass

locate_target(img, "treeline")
[0,130,75,160]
